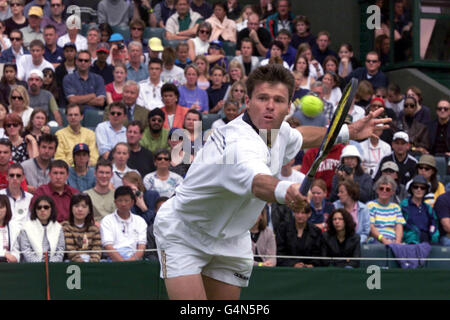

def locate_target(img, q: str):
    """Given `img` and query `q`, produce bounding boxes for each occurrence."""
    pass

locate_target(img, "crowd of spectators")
[0,0,448,268]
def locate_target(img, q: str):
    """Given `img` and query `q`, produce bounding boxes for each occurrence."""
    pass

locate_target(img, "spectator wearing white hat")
[373,131,418,186]
[56,14,87,51]
[329,144,374,203]
[26,69,62,126]
[20,6,44,49]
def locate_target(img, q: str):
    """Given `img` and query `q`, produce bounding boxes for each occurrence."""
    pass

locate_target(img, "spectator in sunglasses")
[428,99,450,156]
[400,175,439,244]
[143,148,183,198]
[413,155,445,207]
[398,95,429,155]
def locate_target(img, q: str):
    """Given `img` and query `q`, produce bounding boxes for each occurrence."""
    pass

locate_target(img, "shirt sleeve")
[100,216,115,247]
[94,75,106,97]
[63,74,77,98]
[95,123,112,156]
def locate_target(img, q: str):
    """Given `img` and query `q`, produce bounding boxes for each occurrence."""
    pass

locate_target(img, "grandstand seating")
[222,41,236,56]
[82,109,105,128]
[201,113,221,131]
[162,39,182,49]
[143,27,165,44]
[50,125,62,135]
[360,243,389,268]
[111,25,131,41]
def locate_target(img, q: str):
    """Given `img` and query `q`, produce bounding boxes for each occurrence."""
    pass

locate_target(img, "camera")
[117,43,125,50]
[337,164,353,176]
[135,190,141,197]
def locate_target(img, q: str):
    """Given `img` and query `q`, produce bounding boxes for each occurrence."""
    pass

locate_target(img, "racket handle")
[299,176,313,196]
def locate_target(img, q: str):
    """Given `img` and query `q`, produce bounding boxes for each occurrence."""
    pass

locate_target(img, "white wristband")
[335,124,349,145]
[274,180,296,204]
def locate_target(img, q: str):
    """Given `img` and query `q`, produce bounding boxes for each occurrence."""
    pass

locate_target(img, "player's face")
[246,82,290,131]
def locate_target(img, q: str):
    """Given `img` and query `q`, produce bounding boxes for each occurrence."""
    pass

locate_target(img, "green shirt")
[85,188,116,222]
[140,127,169,153]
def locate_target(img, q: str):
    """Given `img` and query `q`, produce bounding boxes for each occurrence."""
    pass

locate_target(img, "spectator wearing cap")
[107,33,129,66]
[30,159,80,222]
[377,161,408,204]
[63,50,106,110]
[126,41,148,83]
[17,39,54,81]
[54,103,99,167]
[56,14,88,51]
[27,69,62,126]
[54,42,76,107]
[374,131,418,186]
[0,29,29,63]
[90,42,114,85]
[126,120,155,178]
[165,0,203,41]
[98,0,133,27]
[86,26,101,62]
[95,101,127,160]
[400,174,439,244]
[429,99,450,156]
[140,108,169,154]
[365,96,397,145]
[67,143,96,192]
[24,0,50,18]
[434,190,450,245]
[43,24,63,67]
[137,58,164,111]
[206,40,228,71]
[20,6,44,49]
[360,123,392,179]
[146,37,163,62]
[40,0,66,37]
[412,154,445,207]
[205,2,237,43]
[329,144,373,203]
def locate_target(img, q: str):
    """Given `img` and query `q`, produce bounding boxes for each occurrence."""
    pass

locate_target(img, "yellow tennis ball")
[300,95,324,117]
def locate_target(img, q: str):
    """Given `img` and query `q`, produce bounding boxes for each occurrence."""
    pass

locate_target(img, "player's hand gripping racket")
[299,78,359,196]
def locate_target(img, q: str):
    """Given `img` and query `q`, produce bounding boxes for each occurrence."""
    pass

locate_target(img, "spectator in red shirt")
[30,159,79,222]
[0,138,27,190]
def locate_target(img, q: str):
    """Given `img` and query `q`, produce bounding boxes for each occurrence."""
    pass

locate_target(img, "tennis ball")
[300,94,324,117]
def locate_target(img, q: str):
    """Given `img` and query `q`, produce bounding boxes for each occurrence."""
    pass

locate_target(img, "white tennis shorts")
[153,198,254,287]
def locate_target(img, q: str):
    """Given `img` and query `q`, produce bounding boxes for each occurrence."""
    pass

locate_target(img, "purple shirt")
[41,16,67,37]
[178,85,209,113]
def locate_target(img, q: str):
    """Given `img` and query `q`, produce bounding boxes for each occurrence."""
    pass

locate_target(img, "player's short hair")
[246,64,295,102]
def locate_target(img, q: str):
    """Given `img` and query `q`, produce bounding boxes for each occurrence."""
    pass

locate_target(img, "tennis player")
[154,64,390,300]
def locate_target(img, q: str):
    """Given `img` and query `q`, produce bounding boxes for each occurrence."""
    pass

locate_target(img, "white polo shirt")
[167,114,303,239]
[100,211,147,253]
[137,79,164,111]
[0,188,32,229]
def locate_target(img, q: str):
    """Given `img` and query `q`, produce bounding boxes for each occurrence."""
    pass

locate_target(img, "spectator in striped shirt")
[367,175,405,244]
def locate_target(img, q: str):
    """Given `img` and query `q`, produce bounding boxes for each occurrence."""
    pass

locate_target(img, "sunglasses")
[382,169,396,174]
[6,123,19,128]
[77,58,90,63]
[233,89,244,93]
[418,166,432,171]
[199,30,210,34]
[378,186,392,192]
[44,73,53,78]
[8,173,22,178]
[412,185,427,190]
[437,107,449,112]
[37,205,51,210]
[50,3,62,7]
[110,111,123,116]
[10,3,22,7]
[151,118,163,123]
[11,95,23,100]
[366,59,378,63]
[156,157,170,161]
[132,27,143,31]
[10,37,21,41]
[404,103,416,109]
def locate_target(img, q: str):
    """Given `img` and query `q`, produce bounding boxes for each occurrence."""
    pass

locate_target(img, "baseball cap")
[109,33,124,42]
[381,161,399,172]
[28,6,43,17]
[209,40,222,49]
[393,131,409,143]
[148,37,163,51]
[66,14,81,30]
[369,97,385,107]
[73,143,90,154]
[97,42,110,54]
[63,42,77,50]
[27,69,43,81]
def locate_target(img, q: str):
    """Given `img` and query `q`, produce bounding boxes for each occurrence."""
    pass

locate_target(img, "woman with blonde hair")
[227,59,247,85]
[8,85,33,127]
[4,113,38,162]
[193,55,210,90]
[228,80,247,114]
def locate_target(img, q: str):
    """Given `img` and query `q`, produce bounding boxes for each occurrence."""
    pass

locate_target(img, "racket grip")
[299,176,313,196]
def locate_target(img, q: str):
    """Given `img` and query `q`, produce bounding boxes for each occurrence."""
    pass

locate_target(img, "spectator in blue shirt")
[43,24,63,67]
[265,29,296,67]
[0,29,29,63]
[67,143,96,192]
[400,175,440,244]
[63,50,106,110]
[344,51,388,91]
[178,64,208,113]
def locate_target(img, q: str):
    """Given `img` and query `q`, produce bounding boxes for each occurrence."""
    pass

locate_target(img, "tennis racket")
[299,78,359,196]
